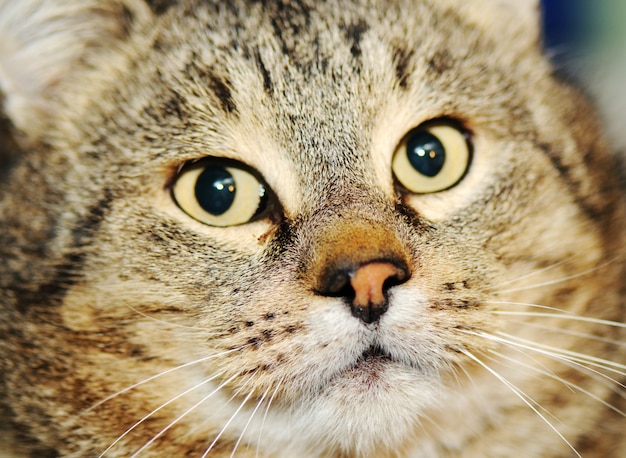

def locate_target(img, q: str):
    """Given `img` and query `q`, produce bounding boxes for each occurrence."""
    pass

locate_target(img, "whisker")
[551,354,626,396]
[494,331,626,376]
[130,373,240,457]
[447,361,467,392]
[483,337,568,392]
[498,259,618,294]
[98,371,226,457]
[491,311,626,329]
[201,373,258,458]
[489,350,624,416]
[502,332,626,395]
[230,386,271,458]
[506,320,626,347]
[465,330,626,381]
[148,337,213,345]
[461,349,581,457]
[494,255,578,288]
[81,347,246,416]
[484,300,573,314]
[256,378,283,458]
[482,352,564,421]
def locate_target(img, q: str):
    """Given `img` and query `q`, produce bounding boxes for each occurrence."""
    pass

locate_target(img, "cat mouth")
[346,345,395,374]
[359,345,393,362]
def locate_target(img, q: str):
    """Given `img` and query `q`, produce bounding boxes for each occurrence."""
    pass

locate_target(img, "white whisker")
[461,349,581,457]
[492,311,626,329]
[465,330,626,380]
[98,371,226,457]
[494,331,626,376]
[130,373,239,457]
[81,347,245,415]
[506,320,626,347]
[201,373,258,458]
[489,330,626,395]
[482,352,564,421]
[483,337,567,392]
[484,300,573,314]
[494,255,577,288]
[489,350,624,416]
[498,259,617,294]
[256,379,283,458]
[230,386,271,458]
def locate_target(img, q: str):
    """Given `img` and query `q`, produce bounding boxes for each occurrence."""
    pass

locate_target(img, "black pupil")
[406,131,446,177]
[195,167,236,216]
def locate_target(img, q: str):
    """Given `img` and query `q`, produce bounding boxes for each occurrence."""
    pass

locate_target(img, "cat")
[0,0,624,456]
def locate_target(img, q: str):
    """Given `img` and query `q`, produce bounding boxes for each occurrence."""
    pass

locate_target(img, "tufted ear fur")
[0,0,152,139]
[456,0,541,53]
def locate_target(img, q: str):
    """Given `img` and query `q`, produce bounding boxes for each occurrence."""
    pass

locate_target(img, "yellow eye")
[392,122,471,193]
[172,161,267,227]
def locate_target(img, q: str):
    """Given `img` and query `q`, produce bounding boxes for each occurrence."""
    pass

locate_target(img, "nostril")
[381,267,410,299]
[320,270,353,298]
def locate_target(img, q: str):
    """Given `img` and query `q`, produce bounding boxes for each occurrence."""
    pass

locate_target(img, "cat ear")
[0,0,152,138]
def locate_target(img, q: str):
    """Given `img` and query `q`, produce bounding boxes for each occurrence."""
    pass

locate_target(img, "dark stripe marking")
[535,140,607,222]
[268,1,313,68]
[393,46,415,89]
[145,0,178,15]
[161,90,187,119]
[255,50,274,95]
[208,74,237,114]
[428,50,452,75]
[16,190,114,312]
[345,19,369,59]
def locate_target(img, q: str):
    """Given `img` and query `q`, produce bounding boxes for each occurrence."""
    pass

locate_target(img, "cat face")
[0,0,624,457]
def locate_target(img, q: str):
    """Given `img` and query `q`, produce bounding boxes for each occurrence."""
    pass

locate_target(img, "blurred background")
[542,0,626,150]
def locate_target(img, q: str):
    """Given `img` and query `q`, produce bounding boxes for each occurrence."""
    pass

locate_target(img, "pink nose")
[350,262,403,308]
[348,262,408,323]
[316,259,409,324]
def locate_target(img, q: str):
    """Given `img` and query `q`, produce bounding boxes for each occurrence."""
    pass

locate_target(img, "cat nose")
[318,260,410,324]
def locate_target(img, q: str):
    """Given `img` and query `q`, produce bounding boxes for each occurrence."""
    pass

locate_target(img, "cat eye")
[172,160,267,227]
[392,121,471,194]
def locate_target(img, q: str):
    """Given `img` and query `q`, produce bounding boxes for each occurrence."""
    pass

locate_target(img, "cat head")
[0,1,624,456]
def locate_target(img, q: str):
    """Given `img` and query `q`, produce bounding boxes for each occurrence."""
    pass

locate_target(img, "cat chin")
[263,362,440,456]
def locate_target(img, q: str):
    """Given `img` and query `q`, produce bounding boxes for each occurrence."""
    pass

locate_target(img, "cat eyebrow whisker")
[460,349,582,457]
[98,370,228,457]
[81,346,247,416]
[131,373,240,457]
[497,258,619,294]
